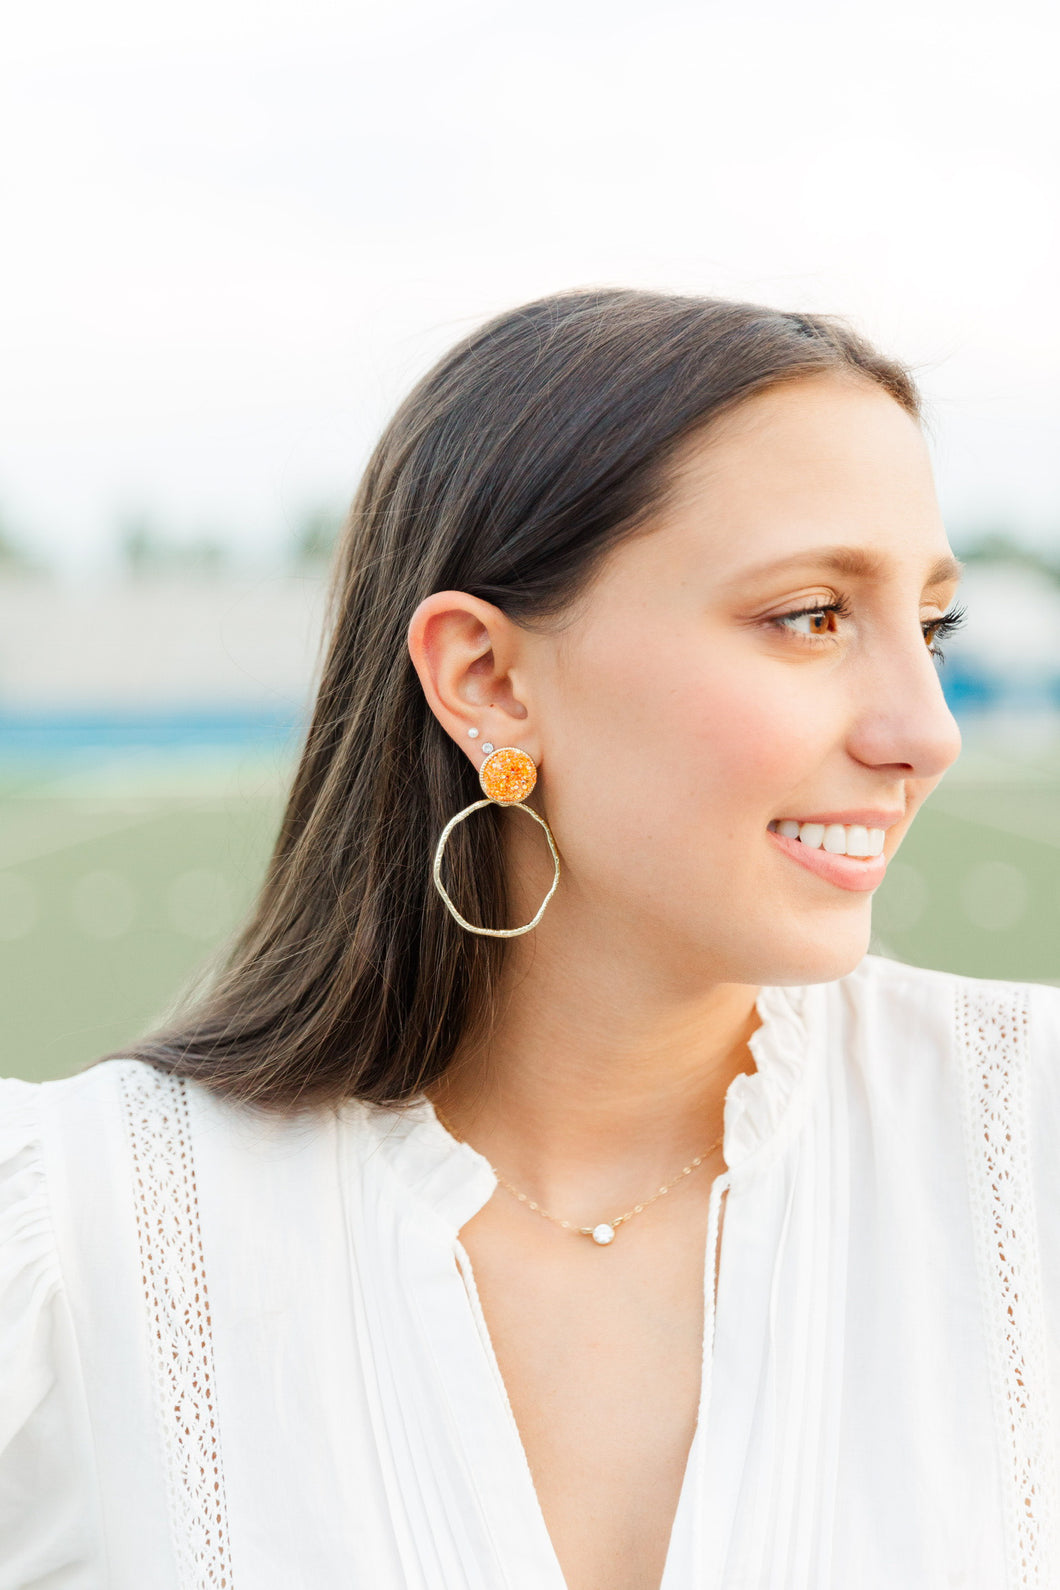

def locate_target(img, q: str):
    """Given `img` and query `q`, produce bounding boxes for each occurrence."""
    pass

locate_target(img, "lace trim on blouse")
[955,982,1057,1587]
[113,981,1057,1587]
[120,1066,233,1589]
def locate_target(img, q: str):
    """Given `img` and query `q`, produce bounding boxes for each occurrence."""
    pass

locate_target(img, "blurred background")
[3,0,1058,1084]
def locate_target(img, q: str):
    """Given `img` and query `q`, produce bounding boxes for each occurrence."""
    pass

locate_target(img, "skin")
[407,371,964,1590]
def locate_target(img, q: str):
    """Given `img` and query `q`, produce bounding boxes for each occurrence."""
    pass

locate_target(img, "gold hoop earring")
[432,746,561,938]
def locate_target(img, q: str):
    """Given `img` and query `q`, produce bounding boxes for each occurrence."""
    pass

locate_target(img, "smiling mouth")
[766,819,886,859]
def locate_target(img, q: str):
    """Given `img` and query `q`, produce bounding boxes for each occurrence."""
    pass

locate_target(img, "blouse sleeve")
[0,1077,101,1590]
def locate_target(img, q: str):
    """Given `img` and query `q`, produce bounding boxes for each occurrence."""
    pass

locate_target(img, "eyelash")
[771,595,969,663]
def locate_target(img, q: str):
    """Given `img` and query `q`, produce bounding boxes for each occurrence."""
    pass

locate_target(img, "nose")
[846,627,963,780]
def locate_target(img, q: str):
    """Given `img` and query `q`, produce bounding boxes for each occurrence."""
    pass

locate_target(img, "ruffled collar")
[723,981,817,1182]
[362,978,819,1219]
[350,1090,497,1233]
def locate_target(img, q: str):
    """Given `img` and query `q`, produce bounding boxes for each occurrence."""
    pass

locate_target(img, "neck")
[427,917,762,1213]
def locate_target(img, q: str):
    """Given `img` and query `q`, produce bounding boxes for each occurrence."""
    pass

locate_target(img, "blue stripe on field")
[0,706,307,754]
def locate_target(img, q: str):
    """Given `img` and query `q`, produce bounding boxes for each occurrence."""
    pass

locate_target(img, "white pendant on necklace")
[591,1223,616,1246]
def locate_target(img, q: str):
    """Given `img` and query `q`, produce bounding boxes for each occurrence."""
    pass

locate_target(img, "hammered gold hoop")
[432,747,561,938]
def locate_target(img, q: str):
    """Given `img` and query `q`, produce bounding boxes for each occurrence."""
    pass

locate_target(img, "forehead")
[651,372,950,579]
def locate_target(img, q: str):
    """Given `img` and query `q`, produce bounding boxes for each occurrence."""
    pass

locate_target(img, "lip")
[770,810,904,830]
[766,827,888,892]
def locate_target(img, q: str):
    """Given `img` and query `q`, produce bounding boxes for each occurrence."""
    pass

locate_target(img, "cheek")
[679,670,819,818]
[546,628,822,855]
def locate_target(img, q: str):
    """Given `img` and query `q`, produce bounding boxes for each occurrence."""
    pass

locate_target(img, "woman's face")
[520,372,964,988]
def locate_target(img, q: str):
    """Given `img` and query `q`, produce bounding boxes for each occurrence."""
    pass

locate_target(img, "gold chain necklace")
[433,1106,725,1246]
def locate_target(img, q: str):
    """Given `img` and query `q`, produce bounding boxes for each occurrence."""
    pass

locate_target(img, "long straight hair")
[95,288,920,1111]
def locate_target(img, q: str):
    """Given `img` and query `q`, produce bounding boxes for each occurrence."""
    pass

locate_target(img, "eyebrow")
[729,545,965,587]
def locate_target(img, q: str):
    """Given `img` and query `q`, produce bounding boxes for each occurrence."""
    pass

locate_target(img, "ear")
[407,591,537,766]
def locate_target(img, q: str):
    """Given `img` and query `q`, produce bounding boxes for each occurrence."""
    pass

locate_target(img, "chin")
[737,905,874,988]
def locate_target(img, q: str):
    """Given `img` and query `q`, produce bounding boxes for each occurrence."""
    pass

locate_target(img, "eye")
[923,601,968,663]
[769,597,852,641]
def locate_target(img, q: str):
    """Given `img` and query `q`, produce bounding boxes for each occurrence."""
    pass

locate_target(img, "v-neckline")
[368,978,815,1587]
[446,1165,733,1590]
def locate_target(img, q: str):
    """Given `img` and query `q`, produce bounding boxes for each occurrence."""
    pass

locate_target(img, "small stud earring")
[467,727,480,739]
[481,741,494,754]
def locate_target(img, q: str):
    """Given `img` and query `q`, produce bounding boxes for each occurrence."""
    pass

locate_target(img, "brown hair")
[95,287,920,1112]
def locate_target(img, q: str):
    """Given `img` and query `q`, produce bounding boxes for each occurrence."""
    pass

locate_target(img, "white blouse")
[3,951,1060,1589]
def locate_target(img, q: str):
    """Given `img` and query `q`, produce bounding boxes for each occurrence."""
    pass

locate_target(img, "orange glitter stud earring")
[432,744,561,937]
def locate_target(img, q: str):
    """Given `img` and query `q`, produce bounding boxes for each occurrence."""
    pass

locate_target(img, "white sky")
[2,0,1058,576]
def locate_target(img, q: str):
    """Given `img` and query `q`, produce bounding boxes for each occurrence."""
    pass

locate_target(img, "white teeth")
[846,825,870,856]
[771,820,886,858]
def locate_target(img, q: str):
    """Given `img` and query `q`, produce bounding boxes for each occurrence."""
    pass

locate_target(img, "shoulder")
[811,953,1060,1107]
[2,1059,394,1220]
[1,1059,281,1256]
[1,1058,180,1186]
[813,952,968,1065]
[1,1054,163,1128]
[0,1059,179,1286]
[2,1055,330,1151]
[825,954,1060,1141]
[0,1067,122,1575]
[827,950,1060,1031]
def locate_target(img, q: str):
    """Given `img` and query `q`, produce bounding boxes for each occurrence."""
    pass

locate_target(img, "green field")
[0,749,290,1086]
[3,725,1059,1085]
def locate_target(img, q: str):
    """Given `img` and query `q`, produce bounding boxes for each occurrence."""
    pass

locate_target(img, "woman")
[2,288,1058,1590]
